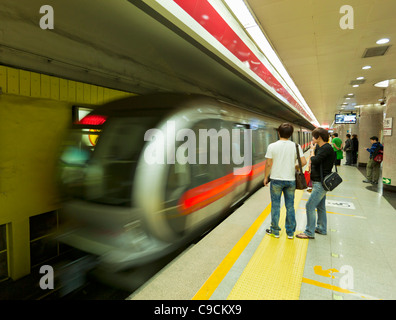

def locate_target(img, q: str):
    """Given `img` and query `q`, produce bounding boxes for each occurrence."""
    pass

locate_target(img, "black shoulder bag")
[320,158,342,191]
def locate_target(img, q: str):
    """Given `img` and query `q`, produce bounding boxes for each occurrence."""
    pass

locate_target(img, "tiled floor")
[130,163,396,300]
[299,164,396,300]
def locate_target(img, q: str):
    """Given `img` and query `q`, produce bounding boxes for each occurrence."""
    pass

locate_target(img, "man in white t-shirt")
[264,123,306,239]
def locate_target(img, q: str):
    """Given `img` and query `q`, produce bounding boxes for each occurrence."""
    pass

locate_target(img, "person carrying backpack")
[362,136,383,185]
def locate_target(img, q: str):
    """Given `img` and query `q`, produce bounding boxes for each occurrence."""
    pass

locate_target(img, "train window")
[165,163,191,202]
[252,129,266,156]
[60,116,159,206]
[188,119,230,188]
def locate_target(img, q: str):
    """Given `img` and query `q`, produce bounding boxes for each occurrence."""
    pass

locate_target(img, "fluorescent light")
[376,38,390,45]
[374,80,389,88]
[353,85,359,87]
[348,93,354,96]
[356,76,364,80]
[223,0,320,127]
[362,65,371,70]
[224,0,256,28]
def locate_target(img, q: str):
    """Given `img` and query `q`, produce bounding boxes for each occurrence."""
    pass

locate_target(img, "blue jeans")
[305,181,327,237]
[269,180,296,236]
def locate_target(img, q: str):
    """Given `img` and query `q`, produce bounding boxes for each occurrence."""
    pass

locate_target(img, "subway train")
[58,93,312,271]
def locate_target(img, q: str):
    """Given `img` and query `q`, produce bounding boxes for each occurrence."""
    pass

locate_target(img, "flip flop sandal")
[296,233,315,239]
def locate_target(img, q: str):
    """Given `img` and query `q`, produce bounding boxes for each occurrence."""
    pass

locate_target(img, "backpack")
[373,149,383,163]
[373,144,383,163]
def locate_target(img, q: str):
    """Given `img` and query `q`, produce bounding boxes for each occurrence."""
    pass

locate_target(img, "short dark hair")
[277,123,294,139]
[370,136,379,141]
[312,127,329,142]
[332,133,338,137]
[346,134,351,138]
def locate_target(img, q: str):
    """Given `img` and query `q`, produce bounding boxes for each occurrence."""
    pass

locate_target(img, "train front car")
[58,95,186,271]
[57,94,277,271]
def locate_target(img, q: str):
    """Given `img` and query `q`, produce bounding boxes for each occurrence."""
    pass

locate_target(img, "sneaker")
[287,234,294,239]
[362,179,372,183]
[266,229,279,238]
[371,181,378,185]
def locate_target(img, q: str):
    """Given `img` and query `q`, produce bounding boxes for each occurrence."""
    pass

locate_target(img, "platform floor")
[129,163,396,300]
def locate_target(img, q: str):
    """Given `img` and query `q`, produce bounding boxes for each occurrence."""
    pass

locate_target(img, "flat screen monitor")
[335,113,356,124]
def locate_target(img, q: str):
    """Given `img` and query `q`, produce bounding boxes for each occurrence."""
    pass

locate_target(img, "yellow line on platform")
[301,277,382,300]
[192,201,272,300]
[226,191,308,300]
[302,277,353,294]
[298,208,367,220]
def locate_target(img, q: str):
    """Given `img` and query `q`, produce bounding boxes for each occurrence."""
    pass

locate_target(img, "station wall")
[0,65,134,280]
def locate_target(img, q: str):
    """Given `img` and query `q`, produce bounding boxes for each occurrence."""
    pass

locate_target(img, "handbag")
[304,170,312,187]
[320,160,342,191]
[295,143,307,190]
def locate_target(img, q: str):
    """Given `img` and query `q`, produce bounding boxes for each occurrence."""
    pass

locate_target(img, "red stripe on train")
[179,160,266,215]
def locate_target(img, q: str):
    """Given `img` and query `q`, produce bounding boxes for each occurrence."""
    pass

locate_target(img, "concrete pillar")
[357,104,385,166]
[382,79,396,190]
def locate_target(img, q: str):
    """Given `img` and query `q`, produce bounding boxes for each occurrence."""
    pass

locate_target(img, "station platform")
[128,163,396,300]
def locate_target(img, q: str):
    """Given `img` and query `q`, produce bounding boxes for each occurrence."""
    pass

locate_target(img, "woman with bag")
[297,128,336,239]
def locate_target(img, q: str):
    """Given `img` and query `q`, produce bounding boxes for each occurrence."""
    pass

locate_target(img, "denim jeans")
[305,181,327,237]
[269,180,296,236]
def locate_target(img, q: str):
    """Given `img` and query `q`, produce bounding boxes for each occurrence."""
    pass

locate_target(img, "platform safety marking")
[225,191,308,300]
[326,200,356,210]
[192,201,272,300]
[302,277,382,300]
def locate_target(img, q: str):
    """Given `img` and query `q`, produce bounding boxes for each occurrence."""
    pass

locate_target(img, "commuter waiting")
[344,134,353,165]
[351,134,359,165]
[264,123,307,239]
[331,133,343,166]
[362,136,383,185]
[297,128,335,239]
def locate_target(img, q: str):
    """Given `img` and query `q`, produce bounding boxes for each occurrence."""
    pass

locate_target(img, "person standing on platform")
[351,134,359,165]
[263,123,307,239]
[344,134,353,165]
[331,133,343,166]
[362,136,383,185]
[297,128,335,240]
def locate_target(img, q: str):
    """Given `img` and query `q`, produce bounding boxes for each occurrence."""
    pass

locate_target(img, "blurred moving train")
[58,94,312,271]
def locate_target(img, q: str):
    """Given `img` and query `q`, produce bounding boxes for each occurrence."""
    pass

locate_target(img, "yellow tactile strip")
[193,190,308,300]
[193,203,272,300]
[227,190,308,300]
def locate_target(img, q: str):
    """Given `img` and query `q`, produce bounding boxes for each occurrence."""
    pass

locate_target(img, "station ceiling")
[4,1,394,129]
[0,0,315,129]
[246,0,396,127]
